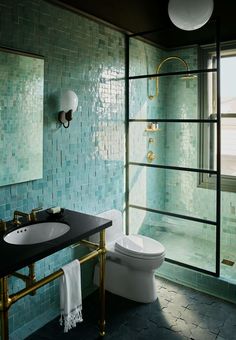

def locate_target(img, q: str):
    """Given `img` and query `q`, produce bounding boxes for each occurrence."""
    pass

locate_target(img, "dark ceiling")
[49,0,236,48]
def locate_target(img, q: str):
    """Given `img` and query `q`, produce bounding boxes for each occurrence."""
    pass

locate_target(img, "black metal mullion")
[129,161,217,175]
[125,34,130,235]
[165,258,218,277]
[216,19,221,277]
[129,204,217,226]
[129,118,217,123]
[129,68,217,81]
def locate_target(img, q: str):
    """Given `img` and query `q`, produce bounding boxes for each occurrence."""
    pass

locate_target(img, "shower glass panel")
[127,20,220,277]
[129,207,216,273]
[129,165,216,222]
[129,72,216,120]
[129,121,216,170]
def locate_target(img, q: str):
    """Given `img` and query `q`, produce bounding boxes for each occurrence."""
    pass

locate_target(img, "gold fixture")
[11,264,36,296]
[72,239,100,249]
[29,207,43,222]
[0,220,7,232]
[148,138,155,144]
[13,207,43,225]
[145,128,159,132]
[0,231,107,339]
[145,122,160,132]
[148,56,197,100]
[147,151,155,162]
[13,210,31,225]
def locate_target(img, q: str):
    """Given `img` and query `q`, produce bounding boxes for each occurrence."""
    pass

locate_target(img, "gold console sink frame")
[0,223,107,339]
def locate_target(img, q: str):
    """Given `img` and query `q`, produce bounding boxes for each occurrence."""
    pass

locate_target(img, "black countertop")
[0,209,112,278]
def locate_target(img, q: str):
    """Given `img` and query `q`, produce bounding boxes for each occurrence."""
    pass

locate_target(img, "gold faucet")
[29,207,43,222]
[13,207,43,225]
[13,211,31,226]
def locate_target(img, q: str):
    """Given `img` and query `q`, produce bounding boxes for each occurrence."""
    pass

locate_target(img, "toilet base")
[94,260,158,303]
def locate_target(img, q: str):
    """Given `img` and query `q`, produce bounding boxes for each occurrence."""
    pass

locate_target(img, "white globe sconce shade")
[168,0,214,31]
[58,90,78,128]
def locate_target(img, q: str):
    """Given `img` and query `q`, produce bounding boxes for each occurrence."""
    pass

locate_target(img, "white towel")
[59,259,83,332]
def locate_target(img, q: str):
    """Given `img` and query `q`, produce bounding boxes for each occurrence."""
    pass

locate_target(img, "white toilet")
[91,209,165,303]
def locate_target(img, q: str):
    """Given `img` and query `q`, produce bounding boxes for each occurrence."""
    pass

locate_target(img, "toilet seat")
[115,234,165,260]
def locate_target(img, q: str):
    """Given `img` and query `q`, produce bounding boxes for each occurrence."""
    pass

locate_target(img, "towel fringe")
[60,306,83,333]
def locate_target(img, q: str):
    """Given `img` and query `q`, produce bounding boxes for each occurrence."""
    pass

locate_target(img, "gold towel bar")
[9,248,102,305]
[71,239,99,250]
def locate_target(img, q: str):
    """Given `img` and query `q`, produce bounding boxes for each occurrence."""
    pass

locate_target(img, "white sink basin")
[4,222,70,245]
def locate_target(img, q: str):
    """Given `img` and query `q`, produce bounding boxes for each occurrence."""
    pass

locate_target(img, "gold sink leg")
[0,277,9,340]
[98,229,106,337]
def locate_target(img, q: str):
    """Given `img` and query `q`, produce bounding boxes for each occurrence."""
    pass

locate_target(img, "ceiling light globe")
[168,0,214,31]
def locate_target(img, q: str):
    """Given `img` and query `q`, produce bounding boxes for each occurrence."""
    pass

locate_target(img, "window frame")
[199,42,236,193]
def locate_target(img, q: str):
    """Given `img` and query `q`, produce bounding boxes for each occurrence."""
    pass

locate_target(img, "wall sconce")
[58,90,78,128]
[168,0,214,31]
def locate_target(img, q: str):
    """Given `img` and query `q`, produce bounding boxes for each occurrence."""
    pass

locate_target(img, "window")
[199,43,236,192]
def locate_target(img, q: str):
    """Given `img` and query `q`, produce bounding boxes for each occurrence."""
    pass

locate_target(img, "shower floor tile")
[140,225,236,282]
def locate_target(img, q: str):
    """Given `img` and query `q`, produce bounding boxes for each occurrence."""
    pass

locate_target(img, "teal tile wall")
[0,0,125,338]
[129,38,166,120]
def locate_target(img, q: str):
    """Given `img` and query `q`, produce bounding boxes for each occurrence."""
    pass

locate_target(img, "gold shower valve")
[147,151,155,162]
[148,138,155,144]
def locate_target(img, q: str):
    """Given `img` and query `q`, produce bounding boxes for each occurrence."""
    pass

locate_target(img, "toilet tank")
[89,209,123,244]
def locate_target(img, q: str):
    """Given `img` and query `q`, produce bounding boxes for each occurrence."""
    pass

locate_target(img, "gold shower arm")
[156,56,189,74]
[148,55,190,99]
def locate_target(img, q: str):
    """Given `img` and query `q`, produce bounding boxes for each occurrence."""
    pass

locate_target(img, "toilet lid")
[115,234,165,259]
